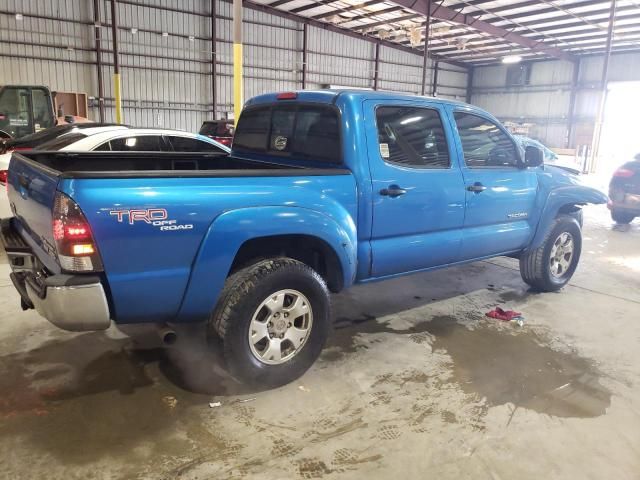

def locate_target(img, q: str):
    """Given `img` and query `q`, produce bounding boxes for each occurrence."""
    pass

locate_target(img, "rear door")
[452,111,538,259]
[365,99,466,277]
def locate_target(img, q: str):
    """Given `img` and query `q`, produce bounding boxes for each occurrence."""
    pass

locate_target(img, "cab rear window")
[233,104,341,164]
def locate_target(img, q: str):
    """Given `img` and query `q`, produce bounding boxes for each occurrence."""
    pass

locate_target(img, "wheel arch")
[175,206,357,322]
[529,185,607,250]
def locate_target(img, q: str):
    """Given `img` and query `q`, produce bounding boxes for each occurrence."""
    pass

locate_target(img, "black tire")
[520,215,582,292]
[611,209,635,225]
[209,257,330,387]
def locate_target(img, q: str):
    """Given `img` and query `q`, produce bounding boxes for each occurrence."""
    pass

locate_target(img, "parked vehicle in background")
[36,127,230,154]
[608,154,640,224]
[200,119,235,147]
[0,85,91,140]
[1,90,607,387]
[0,126,229,219]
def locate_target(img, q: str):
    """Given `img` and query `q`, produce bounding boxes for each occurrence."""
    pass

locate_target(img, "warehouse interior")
[1,0,640,478]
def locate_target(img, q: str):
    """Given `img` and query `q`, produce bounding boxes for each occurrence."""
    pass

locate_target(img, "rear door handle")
[380,185,407,198]
[467,182,486,193]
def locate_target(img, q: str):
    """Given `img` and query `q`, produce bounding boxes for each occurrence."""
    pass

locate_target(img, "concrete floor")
[0,205,639,480]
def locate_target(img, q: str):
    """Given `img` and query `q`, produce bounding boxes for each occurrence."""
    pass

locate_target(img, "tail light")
[613,168,635,178]
[0,170,7,184]
[52,192,103,272]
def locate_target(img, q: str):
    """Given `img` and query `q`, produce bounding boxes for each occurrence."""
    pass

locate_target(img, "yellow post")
[233,0,243,125]
[113,73,123,124]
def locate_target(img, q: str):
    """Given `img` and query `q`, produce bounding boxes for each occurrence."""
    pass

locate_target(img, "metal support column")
[465,66,474,104]
[211,0,217,118]
[373,43,380,91]
[566,58,581,148]
[232,0,243,124]
[302,24,308,89]
[420,0,432,96]
[92,0,105,122]
[110,0,122,123]
[431,61,439,97]
[589,0,616,173]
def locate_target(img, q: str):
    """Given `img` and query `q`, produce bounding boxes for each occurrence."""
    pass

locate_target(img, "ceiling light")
[130,27,138,34]
[188,35,195,42]
[502,54,522,64]
[15,13,23,21]
[162,32,169,37]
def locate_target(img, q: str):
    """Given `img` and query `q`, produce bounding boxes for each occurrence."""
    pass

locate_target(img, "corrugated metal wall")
[0,0,468,133]
[470,52,640,148]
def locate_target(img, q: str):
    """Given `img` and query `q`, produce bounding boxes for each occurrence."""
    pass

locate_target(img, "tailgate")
[6,152,60,269]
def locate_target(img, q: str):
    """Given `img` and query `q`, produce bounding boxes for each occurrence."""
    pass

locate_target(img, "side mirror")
[524,145,544,168]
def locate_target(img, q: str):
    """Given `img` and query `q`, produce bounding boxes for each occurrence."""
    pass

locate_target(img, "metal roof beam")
[428,23,640,55]
[430,5,639,44]
[244,0,469,68]
[388,0,575,60]
[312,0,383,20]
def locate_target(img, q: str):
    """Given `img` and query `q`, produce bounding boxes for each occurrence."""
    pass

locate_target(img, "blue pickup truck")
[1,90,607,386]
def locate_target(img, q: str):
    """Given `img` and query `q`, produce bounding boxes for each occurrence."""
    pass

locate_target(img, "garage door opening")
[597,81,640,178]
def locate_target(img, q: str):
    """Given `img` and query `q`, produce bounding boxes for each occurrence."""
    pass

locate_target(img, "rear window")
[233,104,341,164]
[200,121,234,137]
[35,132,87,151]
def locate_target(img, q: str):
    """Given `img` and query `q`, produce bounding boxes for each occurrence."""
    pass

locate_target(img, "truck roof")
[245,89,470,109]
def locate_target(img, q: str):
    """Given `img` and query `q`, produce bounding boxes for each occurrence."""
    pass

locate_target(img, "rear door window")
[375,106,450,168]
[108,135,165,151]
[234,104,341,163]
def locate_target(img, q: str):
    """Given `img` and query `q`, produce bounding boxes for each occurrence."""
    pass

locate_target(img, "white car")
[0,127,230,219]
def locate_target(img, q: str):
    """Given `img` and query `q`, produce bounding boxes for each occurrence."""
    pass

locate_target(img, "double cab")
[1,90,607,386]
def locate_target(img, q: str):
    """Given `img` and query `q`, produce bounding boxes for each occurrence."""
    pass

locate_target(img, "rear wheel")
[520,215,582,292]
[611,209,635,224]
[209,258,330,387]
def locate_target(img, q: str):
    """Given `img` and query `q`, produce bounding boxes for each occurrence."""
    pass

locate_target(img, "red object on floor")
[486,307,522,321]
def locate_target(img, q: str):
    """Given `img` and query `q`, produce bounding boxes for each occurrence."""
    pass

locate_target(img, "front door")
[451,111,538,260]
[365,100,466,278]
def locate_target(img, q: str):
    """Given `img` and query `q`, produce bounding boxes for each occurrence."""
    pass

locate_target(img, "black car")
[609,155,640,224]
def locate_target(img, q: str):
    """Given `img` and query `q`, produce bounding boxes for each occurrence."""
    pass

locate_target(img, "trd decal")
[110,208,193,231]
[110,208,168,224]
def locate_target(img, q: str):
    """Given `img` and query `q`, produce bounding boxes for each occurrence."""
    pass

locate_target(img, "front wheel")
[520,215,582,292]
[209,258,330,387]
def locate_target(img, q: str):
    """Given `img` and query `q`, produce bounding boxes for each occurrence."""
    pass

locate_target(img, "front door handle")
[380,185,407,198]
[467,182,486,193]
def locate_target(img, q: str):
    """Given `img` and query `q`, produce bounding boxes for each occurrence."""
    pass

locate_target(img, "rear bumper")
[1,217,111,331]
[608,189,640,213]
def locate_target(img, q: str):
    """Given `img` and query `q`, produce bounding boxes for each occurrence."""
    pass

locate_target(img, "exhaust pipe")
[158,326,178,346]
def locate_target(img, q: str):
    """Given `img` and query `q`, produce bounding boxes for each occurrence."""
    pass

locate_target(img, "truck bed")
[17,151,347,178]
[6,149,357,324]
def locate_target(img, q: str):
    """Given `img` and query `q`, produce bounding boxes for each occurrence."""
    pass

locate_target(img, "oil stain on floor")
[326,314,611,418]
